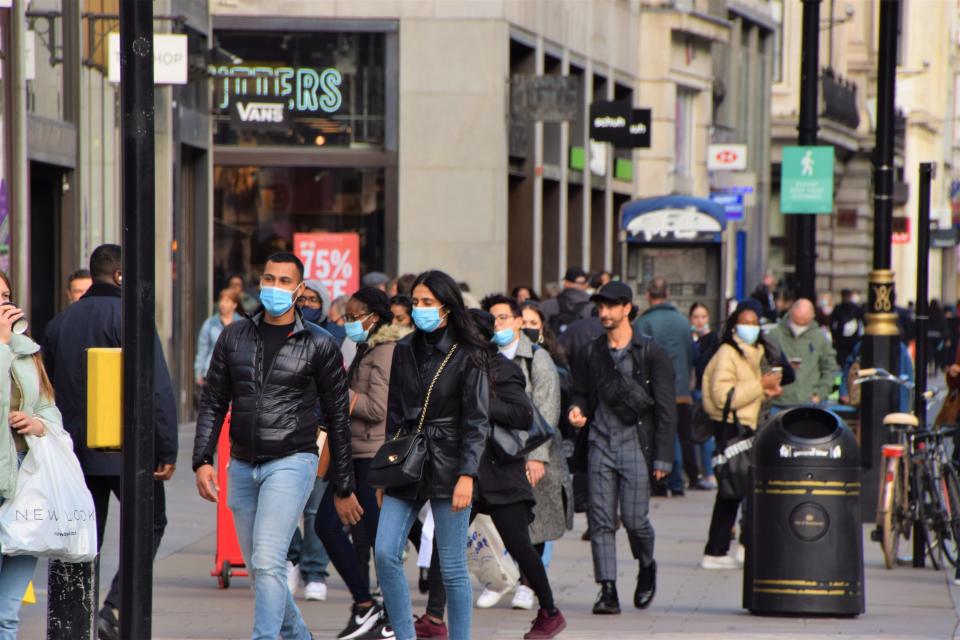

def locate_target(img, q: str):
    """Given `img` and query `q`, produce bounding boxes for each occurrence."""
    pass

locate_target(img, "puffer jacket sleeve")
[193,326,233,471]
[314,335,355,494]
[350,344,393,425]
[528,348,561,463]
[456,354,490,479]
[709,345,763,413]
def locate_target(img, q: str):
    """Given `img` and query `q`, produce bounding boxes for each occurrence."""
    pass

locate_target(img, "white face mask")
[789,320,811,337]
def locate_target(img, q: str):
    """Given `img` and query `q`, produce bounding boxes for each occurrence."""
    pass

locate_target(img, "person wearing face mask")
[299,279,347,347]
[699,301,783,570]
[829,289,865,369]
[195,288,243,389]
[374,270,490,640]
[194,252,362,640]
[689,303,719,491]
[313,287,412,640]
[766,298,838,411]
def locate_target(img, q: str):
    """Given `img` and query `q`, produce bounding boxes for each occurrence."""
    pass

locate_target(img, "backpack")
[548,298,591,334]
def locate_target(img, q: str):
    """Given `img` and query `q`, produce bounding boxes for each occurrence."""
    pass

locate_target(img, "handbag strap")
[718,388,739,450]
[394,343,459,439]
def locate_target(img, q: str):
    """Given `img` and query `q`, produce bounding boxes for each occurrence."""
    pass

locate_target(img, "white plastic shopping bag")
[466,514,519,593]
[0,432,97,562]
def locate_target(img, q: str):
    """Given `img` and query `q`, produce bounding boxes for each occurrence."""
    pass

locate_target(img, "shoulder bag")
[369,344,458,489]
[491,404,555,461]
[712,388,754,501]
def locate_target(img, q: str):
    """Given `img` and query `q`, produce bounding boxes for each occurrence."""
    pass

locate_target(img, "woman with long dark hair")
[699,301,782,570]
[313,287,411,639]
[374,270,490,640]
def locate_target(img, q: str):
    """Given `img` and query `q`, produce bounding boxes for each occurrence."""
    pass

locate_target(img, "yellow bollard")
[86,348,123,450]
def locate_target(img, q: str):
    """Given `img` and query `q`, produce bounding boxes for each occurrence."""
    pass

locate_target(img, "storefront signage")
[108,33,188,85]
[892,217,910,244]
[709,191,744,221]
[931,228,959,248]
[211,65,343,119]
[621,196,726,244]
[511,75,579,122]
[708,144,747,171]
[781,145,834,214]
[589,101,651,148]
[294,232,360,299]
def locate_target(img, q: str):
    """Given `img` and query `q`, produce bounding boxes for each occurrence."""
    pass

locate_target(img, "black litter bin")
[743,407,864,616]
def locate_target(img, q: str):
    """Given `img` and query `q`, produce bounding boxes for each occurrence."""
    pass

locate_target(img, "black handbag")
[712,389,754,501]
[491,405,556,461]
[690,398,713,445]
[369,344,458,490]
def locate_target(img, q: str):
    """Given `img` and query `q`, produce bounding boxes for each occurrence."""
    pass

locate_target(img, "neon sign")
[210,65,343,114]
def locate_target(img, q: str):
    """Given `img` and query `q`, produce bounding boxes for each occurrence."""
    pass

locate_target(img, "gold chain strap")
[394,343,459,440]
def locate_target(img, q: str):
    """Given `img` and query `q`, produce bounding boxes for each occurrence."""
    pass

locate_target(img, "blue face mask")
[412,306,444,333]
[260,286,298,317]
[493,327,517,347]
[344,318,370,343]
[301,307,324,324]
[735,324,761,346]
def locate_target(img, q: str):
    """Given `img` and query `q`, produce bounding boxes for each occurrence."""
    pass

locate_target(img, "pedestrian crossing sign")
[781,146,834,214]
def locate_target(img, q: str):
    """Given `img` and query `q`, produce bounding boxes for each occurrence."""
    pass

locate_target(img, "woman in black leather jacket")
[417,310,567,640]
[374,271,490,640]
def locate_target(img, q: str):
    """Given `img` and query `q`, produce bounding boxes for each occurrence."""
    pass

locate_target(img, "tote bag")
[466,514,520,593]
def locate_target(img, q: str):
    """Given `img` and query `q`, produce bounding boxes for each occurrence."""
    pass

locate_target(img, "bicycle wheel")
[939,463,960,566]
[879,456,904,569]
[917,466,946,569]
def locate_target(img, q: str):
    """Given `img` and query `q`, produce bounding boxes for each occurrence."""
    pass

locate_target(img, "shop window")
[212,166,385,292]
[211,31,385,148]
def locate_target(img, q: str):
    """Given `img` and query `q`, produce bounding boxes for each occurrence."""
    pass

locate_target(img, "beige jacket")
[349,324,412,458]
[702,338,766,429]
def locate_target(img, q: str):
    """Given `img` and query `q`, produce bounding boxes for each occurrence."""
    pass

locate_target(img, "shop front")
[619,195,728,322]
[211,18,398,299]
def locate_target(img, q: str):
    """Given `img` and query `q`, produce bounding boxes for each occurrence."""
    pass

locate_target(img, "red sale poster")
[293,232,361,299]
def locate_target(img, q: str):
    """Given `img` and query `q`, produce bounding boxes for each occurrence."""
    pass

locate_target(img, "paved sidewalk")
[17,424,960,638]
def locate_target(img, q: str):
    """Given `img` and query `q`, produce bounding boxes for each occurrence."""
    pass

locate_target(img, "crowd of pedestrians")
[0,244,949,640]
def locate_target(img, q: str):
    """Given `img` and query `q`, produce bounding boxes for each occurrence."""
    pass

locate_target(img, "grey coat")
[515,335,574,544]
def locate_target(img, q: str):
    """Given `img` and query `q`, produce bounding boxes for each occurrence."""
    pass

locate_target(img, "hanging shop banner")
[108,33,188,85]
[708,144,748,171]
[293,232,360,299]
[589,101,651,148]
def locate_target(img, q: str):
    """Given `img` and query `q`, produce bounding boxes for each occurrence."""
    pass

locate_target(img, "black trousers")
[676,403,701,484]
[426,502,554,618]
[87,475,167,611]
[704,494,742,556]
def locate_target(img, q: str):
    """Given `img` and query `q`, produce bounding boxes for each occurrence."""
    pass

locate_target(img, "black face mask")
[301,307,324,323]
[523,328,543,345]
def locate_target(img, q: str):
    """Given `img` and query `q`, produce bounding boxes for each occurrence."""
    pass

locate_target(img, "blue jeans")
[228,453,318,640]
[376,497,471,640]
[699,436,716,477]
[287,477,330,584]
[0,452,34,639]
[668,434,685,493]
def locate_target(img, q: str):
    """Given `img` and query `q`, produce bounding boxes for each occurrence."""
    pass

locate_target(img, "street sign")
[293,232,360,299]
[931,227,957,248]
[892,217,910,244]
[708,144,748,171]
[710,191,744,221]
[109,33,188,85]
[780,145,834,214]
[511,75,580,122]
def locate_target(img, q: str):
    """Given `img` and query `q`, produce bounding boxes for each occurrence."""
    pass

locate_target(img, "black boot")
[592,581,620,615]
[634,560,656,609]
[97,607,120,640]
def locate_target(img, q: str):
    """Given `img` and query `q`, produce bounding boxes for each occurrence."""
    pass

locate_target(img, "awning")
[620,195,726,243]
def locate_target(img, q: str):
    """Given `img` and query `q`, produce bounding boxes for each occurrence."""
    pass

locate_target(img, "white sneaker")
[304,581,327,601]
[475,586,508,609]
[511,585,535,610]
[734,545,745,565]
[286,561,302,596]
[701,554,741,570]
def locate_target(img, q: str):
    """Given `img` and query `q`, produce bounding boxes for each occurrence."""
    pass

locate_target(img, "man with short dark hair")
[568,281,676,615]
[66,268,92,303]
[635,277,700,494]
[43,244,179,640]
[194,252,362,640]
[540,266,592,334]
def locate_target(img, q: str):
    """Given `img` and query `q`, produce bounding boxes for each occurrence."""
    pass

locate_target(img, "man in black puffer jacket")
[193,253,362,640]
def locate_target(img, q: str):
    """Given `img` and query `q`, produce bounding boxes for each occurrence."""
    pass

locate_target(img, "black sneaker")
[337,602,383,640]
[355,617,395,639]
[97,607,120,640]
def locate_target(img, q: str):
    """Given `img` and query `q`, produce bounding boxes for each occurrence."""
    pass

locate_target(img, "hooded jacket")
[348,323,412,458]
[305,279,346,347]
[192,310,355,494]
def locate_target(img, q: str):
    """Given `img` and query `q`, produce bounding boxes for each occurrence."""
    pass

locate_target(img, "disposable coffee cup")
[1,302,28,335]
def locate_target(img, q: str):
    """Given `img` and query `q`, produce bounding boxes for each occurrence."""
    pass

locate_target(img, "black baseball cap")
[563,267,588,282]
[590,281,634,304]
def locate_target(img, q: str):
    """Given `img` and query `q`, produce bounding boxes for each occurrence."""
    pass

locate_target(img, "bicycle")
[854,368,955,570]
